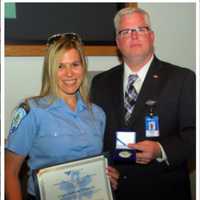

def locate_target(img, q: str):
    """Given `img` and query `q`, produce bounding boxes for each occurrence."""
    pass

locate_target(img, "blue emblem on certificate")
[9,107,27,134]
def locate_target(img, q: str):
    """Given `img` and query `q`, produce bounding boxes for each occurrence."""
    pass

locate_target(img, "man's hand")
[107,166,120,190]
[128,140,161,164]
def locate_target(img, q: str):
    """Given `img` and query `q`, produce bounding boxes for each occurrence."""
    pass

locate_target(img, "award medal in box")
[112,131,136,162]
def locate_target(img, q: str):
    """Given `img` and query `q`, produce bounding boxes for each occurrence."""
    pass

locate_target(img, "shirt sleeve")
[156,142,169,165]
[6,109,38,156]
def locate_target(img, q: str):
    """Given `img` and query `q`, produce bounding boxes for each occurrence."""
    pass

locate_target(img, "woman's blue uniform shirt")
[6,94,106,195]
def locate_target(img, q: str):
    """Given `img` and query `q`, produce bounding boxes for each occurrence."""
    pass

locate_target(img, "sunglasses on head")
[47,32,82,46]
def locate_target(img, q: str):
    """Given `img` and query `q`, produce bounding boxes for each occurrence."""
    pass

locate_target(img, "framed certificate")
[33,155,113,200]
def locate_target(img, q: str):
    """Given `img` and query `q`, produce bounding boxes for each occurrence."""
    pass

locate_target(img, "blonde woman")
[5,33,119,200]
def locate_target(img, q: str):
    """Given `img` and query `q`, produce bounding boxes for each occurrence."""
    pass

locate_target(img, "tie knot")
[128,74,138,85]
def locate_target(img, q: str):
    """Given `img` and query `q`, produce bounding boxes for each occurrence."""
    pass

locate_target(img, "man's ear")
[150,31,155,43]
[116,36,120,48]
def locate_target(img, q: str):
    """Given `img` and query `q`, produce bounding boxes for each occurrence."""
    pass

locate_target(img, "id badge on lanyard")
[145,100,160,137]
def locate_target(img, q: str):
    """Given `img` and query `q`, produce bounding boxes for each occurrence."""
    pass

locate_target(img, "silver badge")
[119,151,132,158]
[145,100,157,107]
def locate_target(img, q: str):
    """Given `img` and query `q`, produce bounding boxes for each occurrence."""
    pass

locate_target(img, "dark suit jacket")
[90,56,195,200]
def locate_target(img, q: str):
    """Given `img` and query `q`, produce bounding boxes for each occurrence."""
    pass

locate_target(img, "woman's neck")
[63,95,77,111]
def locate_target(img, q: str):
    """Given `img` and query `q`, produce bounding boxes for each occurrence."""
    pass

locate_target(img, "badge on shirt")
[9,106,28,134]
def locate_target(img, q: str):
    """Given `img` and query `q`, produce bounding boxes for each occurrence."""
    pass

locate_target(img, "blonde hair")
[114,7,151,33]
[39,34,90,106]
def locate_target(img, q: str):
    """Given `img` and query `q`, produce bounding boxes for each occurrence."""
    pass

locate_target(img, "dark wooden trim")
[125,3,138,8]
[5,44,118,56]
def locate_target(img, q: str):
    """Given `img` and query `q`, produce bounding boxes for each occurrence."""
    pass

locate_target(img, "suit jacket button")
[123,175,127,179]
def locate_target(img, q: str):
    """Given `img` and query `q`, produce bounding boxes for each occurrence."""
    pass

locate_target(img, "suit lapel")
[110,65,125,128]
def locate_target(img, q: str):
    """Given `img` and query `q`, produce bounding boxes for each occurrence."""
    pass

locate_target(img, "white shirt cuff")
[156,142,169,165]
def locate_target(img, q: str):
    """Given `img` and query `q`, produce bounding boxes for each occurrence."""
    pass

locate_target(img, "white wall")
[139,2,196,71]
[5,2,196,137]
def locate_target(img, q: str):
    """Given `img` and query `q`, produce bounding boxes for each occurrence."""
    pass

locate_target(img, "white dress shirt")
[123,55,153,96]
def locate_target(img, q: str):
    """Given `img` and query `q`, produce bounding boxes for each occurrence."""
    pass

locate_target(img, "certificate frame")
[33,155,113,200]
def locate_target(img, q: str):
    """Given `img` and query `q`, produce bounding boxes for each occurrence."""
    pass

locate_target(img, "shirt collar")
[47,92,87,113]
[76,92,87,112]
[124,55,154,91]
[124,55,154,82]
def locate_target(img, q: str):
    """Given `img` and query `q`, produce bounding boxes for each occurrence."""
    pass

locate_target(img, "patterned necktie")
[124,74,138,124]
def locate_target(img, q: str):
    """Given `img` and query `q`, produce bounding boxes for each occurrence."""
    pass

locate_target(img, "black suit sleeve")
[90,75,104,106]
[160,70,195,167]
[90,76,98,103]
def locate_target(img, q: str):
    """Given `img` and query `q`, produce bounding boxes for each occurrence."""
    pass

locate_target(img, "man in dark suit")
[90,7,195,200]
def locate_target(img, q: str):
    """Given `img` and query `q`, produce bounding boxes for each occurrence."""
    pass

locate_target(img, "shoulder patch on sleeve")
[9,104,29,134]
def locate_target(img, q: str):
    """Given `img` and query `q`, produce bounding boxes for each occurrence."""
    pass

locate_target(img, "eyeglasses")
[47,32,82,46]
[118,26,151,38]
